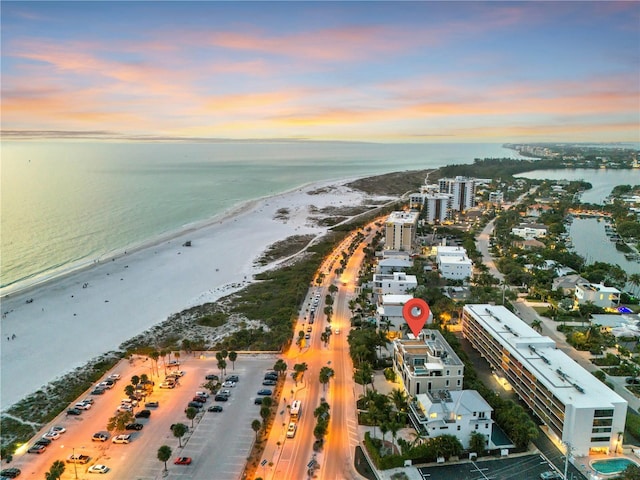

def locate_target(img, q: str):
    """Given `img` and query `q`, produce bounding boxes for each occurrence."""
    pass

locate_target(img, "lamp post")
[71,446,78,479]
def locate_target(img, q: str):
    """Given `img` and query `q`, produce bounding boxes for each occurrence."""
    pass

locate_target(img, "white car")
[220,389,232,397]
[50,426,66,434]
[107,373,121,381]
[222,381,236,388]
[159,382,175,389]
[112,434,131,444]
[169,370,185,377]
[116,404,132,413]
[43,431,61,440]
[286,422,297,438]
[334,329,340,335]
[88,464,109,474]
[195,391,209,398]
[75,402,91,410]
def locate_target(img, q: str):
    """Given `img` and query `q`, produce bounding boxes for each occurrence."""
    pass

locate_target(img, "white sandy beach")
[0,179,378,410]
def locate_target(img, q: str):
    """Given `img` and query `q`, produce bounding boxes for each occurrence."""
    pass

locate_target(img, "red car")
[174,457,192,465]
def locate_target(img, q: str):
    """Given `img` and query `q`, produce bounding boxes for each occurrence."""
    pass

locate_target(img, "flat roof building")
[575,282,621,309]
[385,211,419,251]
[392,330,464,396]
[462,304,627,456]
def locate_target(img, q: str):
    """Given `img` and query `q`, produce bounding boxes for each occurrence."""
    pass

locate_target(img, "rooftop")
[387,211,419,224]
[464,304,627,410]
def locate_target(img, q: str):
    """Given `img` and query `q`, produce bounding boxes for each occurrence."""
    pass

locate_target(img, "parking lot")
[418,454,563,480]
[9,353,279,479]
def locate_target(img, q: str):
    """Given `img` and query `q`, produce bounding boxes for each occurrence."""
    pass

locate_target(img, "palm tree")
[185,407,197,428]
[171,423,188,447]
[228,351,238,370]
[157,445,172,472]
[217,358,227,377]
[273,359,287,377]
[261,396,273,409]
[629,273,640,295]
[388,420,403,451]
[531,319,543,333]
[45,460,65,480]
[130,375,140,387]
[319,366,335,392]
[260,405,271,428]
[388,388,408,412]
[149,351,160,377]
[379,422,390,453]
[251,419,261,440]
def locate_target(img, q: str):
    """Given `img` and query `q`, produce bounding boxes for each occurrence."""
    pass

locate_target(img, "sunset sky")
[2,1,639,143]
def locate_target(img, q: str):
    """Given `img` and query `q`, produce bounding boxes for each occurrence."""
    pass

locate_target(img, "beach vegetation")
[198,312,227,328]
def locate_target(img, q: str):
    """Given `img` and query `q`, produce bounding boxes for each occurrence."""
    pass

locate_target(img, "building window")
[458,370,461,375]
[485,424,489,428]
[457,426,461,431]
[594,409,614,418]
[475,424,478,430]
[457,379,461,386]
[446,380,449,386]
[590,436,610,442]
[473,412,477,416]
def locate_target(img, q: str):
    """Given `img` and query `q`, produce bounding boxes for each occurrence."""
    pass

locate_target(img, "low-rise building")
[372,272,418,303]
[377,294,433,337]
[436,246,472,280]
[462,304,627,456]
[575,283,621,309]
[392,330,464,396]
[409,390,494,449]
[552,274,588,296]
[511,223,548,240]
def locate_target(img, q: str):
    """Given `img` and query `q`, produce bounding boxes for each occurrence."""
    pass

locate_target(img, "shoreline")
[0,174,368,300]
[0,175,378,410]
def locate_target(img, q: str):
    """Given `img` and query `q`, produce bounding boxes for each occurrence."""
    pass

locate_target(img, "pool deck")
[574,452,640,478]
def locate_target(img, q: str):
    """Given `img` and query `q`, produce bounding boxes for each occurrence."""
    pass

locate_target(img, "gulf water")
[1,141,520,292]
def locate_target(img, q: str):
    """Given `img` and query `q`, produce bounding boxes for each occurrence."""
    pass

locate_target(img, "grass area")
[255,234,316,266]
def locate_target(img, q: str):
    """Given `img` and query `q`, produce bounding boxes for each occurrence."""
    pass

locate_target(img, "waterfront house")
[575,283,621,310]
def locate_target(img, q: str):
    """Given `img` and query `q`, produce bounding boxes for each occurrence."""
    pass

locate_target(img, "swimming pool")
[591,458,639,476]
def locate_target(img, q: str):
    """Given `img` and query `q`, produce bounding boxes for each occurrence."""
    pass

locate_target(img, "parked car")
[43,431,61,441]
[66,454,90,464]
[226,375,239,382]
[263,374,278,381]
[50,426,66,434]
[134,409,151,418]
[27,445,46,454]
[66,408,82,416]
[145,401,159,408]
[195,391,209,398]
[0,467,21,478]
[187,401,203,409]
[125,423,143,431]
[626,377,640,384]
[214,394,228,402]
[220,389,231,397]
[205,374,219,381]
[169,370,185,377]
[306,326,312,332]
[82,398,95,405]
[116,405,132,413]
[262,379,277,386]
[257,389,273,396]
[168,360,180,366]
[97,380,114,389]
[174,457,192,465]
[254,398,263,405]
[159,382,175,389]
[107,373,121,381]
[305,333,310,339]
[34,437,52,446]
[192,396,207,403]
[222,381,236,388]
[88,464,109,474]
[92,433,109,442]
[540,472,562,480]
[91,388,105,395]
[112,434,131,444]
[75,402,91,410]
[208,405,223,412]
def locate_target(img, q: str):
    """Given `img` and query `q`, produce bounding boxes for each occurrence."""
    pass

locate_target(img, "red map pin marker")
[402,298,431,337]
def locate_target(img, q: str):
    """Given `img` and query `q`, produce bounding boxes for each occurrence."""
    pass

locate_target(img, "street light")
[61,445,78,479]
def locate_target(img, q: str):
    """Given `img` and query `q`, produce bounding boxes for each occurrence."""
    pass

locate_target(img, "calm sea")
[1,141,520,292]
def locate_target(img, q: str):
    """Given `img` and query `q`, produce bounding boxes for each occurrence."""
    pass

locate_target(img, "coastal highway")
[263,227,375,480]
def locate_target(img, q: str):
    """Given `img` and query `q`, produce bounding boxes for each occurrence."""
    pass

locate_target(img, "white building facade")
[392,330,464,396]
[439,176,475,212]
[409,390,494,449]
[462,304,627,456]
[377,294,433,336]
[511,223,548,240]
[436,246,473,280]
[575,283,621,309]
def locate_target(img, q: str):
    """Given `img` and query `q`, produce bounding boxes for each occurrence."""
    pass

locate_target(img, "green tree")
[217,358,227,377]
[354,362,374,394]
[150,351,160,377]
[260,405,271,428]
[530,319,543,333]
[622,463,640,480]
[251,419,262,439]
[228,351,238,370]
[185,407,197,428]
[388,388,408,413]
[261,396,274,409]
[130,375,140,387]
[157,445,172,472]
[171,423,188,448]
[45,460,65,480]
[107,410,135,433]
[319,366,335,392]
[273,359,287,377]
[124,384,135,397]
[469,431,486,456]
[140,373,149,384]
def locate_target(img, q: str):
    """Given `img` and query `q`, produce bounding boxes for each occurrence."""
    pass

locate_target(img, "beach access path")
[0,180,375,410]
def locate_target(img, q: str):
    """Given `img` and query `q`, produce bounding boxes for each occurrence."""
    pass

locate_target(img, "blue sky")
[2,1,639,142]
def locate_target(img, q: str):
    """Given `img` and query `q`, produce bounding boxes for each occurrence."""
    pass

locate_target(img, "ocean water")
[1,141,519,292]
